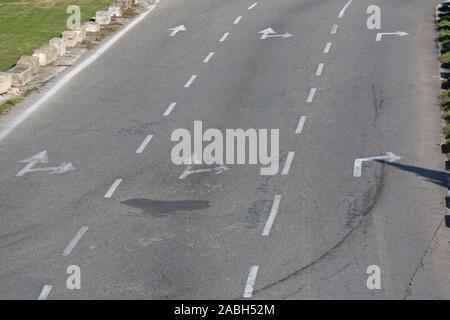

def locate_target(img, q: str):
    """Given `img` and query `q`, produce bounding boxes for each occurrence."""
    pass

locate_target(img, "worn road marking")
[104,179,122,198]
[234,16,242,24]
[136,135,154,153]
[37,285,52,300]
[295,116,307,134]
[0,5,157,144]
[281,152,295,175]
[307,88,317,103]
[184,75,197,88]
[248,2,258,10]
[338,0,353,18]
[262,195,282,236]
[63,226,89,256]
[219,32,230,42]
[324,42,332,53]
[163,102,177,116]
[316,63,325,76]
[331,25,338,34]
[243,266,259,298]
[203,52,215,63]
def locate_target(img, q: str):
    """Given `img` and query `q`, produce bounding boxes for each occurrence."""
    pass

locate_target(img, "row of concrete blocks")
[0,0,136,95]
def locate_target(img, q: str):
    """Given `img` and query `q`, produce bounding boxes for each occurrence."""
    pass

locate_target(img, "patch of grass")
[0,0,114,71]
[0,97,23,114]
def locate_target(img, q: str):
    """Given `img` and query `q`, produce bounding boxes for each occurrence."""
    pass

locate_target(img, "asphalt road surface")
[0,0,449,299]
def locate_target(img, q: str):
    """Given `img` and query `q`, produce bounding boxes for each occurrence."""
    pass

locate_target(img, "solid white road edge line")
[62,226,89,256]
[136,134,154,153]
[219,32,230,42]
[104,179,122,198]
[203,52,215,63]
[324,42,332,53]
[262,195,282,236]
[0,5,157,144]
[184,75,197,88]
[163,102,177,116]
[338,0,353,18]
[281,152,295,175]
[316,63,325,76]
[243,266,259,298]
[37,285,52,300]
[295,116,307,134]
[307,88,317,103]
[248,2,258,10]
[234,16,242,24]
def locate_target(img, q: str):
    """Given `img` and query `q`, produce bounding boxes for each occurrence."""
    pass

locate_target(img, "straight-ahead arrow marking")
[376,31,409,42]
[353,152,402,177]
[169,25,186,37]
[258,28,293,39]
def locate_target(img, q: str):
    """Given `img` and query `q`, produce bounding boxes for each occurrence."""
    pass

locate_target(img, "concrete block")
[0,72,12,94]
[95,11,111,25]
[9,65,33,87]
[17,55,40,74]
[116,0,132,10]
[62,30,83,47]
[84,21,100,33]
[49,37,66,56]
[108,5,123,17]
[32,45,58,66]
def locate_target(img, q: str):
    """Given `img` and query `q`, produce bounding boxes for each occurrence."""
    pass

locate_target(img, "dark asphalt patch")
[121,198,210,215]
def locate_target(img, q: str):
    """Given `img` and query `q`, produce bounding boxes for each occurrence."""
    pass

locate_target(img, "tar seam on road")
[63,226,89,256]
[243,266,259,298]
[163,102,177,116]
[262,195,282,236]
[203,52,215,63]
[184,75,198,88]
[37,285,52,300]
[324,42,332,53]
[295,116,307,134]
[281,152,295,175]
[219,32,230,42]
[307,88,317,103]
[104,179,123,198]
[0,5,157,144]
[136,135,154,153]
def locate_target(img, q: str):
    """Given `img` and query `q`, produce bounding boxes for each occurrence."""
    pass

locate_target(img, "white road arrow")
[258,28,293,40]
[353,152,401,177]
[16,151,75,177]
[179,164,229,179]
[376,31,409,42]
[169,25,186,37]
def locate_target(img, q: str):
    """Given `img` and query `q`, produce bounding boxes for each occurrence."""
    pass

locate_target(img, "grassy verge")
[437,4,450,158]
[0,0,114,72]
[0,97,23,114]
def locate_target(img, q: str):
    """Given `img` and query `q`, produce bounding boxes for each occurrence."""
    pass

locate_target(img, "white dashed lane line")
[37,285,52,300]
[338,0,353,18]
[324,42,332,53]
[306,88,317,103]
[184,75,198,88]
[104,179,123,198]
[281,152,295,175]
[262,195,282,236]
[203,52,215,63]
[331,24,338,34]
[136,134,154,153]
[62,226,89,256]
[243,266,259,298]
[234,16,242,24]
[163,102,177,116]
[219,32,230,42]
[316,63,324,76]
[248,2,258,10]
[295,116,307,134]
